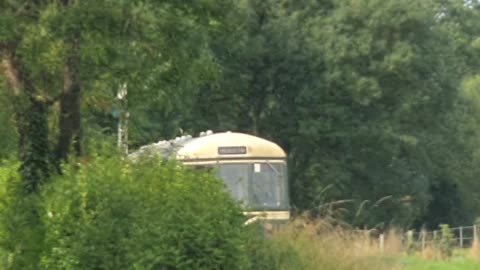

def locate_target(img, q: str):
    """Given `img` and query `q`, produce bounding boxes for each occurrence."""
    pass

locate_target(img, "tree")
[186,0,480,228]
[0,0,234,185]
[0,1,235,268]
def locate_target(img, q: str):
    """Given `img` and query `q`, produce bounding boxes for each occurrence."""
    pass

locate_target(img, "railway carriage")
[130,131,290,223]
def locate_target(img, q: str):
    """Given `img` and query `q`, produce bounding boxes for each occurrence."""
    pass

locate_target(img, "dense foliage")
[2,0,480,231]
[0,158,249,269]
[185,0,480,229]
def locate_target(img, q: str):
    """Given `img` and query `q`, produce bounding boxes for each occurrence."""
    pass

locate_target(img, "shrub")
[244,224,305,270]
[0,160,48,270]
[1,157,249,270]
[0,160,19,268]
[438,224,454,259]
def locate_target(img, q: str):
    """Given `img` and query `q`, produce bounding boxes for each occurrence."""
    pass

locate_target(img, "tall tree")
[181,0,480,228]
[0,0,233,182]
[0,1,235,268]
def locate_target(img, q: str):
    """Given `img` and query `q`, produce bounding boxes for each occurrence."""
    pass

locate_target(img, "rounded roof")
[176,132,286,160]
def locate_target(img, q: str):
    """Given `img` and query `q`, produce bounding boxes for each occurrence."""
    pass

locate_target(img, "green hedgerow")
[1,156,251,270]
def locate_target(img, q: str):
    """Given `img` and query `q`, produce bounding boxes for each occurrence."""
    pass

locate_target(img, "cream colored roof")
[176,132,286,160]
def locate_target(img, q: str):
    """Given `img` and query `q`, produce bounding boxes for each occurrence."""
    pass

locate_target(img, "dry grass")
[468,238,480,261]
[421,245,439,260]
[266,218,403,270]
[263,218,480,270]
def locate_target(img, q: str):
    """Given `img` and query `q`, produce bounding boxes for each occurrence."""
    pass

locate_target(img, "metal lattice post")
[116,84,128,154]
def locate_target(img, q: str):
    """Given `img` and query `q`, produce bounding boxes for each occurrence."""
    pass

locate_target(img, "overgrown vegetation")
[0,158,249,269]
[252,220,397,270]
[2,0,480,268]
[252,219,480,270]
[1,157,480,269]
[2,0,480,229]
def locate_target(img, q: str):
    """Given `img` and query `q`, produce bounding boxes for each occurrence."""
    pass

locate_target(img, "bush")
[0,160,20,268]
[244,224,305,270]
[2,157,249,269]
[438,224,454,259]
[0,160,47,270]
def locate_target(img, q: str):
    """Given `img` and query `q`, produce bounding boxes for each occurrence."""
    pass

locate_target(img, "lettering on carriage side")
[218,146,247,155]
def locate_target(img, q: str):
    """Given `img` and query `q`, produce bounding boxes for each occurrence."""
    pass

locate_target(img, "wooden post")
[421,230,426,251]
[459,226,464,248]
[379,234,385,252]
[364,229,370,248]
[474,225,478,244]
[407,230,414,253]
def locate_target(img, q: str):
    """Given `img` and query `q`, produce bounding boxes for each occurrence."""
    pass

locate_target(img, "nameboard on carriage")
[218,146,247,155]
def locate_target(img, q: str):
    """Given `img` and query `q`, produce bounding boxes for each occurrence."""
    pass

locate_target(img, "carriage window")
[216,163,289,211]
[216,164,249,206]
[250,163,288,209]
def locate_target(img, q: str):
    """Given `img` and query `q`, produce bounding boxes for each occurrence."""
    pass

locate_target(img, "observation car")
[129,131,290,223]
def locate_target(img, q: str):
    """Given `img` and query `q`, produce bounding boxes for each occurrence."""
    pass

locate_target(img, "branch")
[0,46,21,96]
[14,2,30,16]
[0,44,45,105]
[44,93,63,106]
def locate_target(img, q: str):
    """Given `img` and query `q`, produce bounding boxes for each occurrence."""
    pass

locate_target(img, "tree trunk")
[18,99,51,193]
[2,47,51,192]
[55,40,82,163]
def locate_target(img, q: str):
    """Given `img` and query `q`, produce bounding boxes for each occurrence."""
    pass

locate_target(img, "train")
[129,131,290,224]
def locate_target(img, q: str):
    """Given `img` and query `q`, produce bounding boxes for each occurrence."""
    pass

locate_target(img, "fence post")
[421,230,426,251]
[406,230,414,254]
[459,226,463,248]
[364,229,370,249]
[379,233,384,253]
[474,225,478,244]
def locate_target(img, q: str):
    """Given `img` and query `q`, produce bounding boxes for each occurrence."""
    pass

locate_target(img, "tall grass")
[258,217,480,270]
[257,218,402,270]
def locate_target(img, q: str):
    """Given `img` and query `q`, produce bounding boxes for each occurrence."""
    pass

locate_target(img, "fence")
[364,225,480,252]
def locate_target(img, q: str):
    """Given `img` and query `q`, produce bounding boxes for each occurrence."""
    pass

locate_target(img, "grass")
[264,218,480,270]
[400,248,480,269]
[400,256,480,270]
[2,214,480,270]
[262,218,400,270]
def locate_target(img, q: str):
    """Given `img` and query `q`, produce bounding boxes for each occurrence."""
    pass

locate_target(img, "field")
[401,256,480,270]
